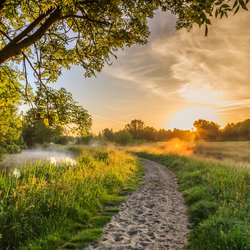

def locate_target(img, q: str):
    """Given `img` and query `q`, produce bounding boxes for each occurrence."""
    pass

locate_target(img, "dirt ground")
[85,158,189,250]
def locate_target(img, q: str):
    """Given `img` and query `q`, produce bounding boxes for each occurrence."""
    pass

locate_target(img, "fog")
[1,149,76,169]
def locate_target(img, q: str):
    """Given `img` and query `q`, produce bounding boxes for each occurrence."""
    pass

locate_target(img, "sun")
[167,107,220,130]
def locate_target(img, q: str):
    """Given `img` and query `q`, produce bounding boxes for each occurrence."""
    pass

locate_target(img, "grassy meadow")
[194,141,250,163]
[136,151,250,250]
[131,140,250,165]
[0,147,142,249]
[1,141,249,250]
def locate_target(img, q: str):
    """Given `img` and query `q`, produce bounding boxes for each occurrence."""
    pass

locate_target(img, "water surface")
[1,149,76,169]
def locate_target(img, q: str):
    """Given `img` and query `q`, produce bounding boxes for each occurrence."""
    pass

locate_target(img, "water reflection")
[2,149,76,169]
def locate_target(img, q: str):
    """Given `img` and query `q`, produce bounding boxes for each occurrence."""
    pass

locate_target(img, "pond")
[1,149,76,170]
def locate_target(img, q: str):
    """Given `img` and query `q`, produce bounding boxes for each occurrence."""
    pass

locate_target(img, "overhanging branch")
[0,8,61,64]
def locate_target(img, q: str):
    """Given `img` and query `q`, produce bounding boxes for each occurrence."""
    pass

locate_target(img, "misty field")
[0,147,140,249]
[194,141,250,163]
[131,140,250,166]
[136,151,250,250]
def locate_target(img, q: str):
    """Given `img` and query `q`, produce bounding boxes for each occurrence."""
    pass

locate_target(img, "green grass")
[136,152,250,250]
[0,148,142,249]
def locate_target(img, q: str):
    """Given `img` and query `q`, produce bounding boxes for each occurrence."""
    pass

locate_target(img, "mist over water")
[2,149,76,169]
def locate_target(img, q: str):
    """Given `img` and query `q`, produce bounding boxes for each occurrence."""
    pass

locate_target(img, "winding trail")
[85,158,189,250]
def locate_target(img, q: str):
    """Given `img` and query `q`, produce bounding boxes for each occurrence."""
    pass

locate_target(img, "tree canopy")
[27,87,92,135]
[22,87,92,146]
[125,119,145,140]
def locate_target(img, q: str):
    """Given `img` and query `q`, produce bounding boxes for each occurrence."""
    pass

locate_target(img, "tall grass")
[137,152,250,250]
[131,140,250,164]
[194,141,250,163]
[0,148,138,249]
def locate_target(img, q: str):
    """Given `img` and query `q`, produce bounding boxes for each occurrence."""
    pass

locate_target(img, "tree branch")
[0,8,61,64]
[8,8,54,47]
[60,14,111,26]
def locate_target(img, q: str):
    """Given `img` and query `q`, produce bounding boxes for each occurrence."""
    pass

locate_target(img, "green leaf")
[234,5,240,14]
[239,0,249,10]
[215,9,219,17]
[205,25,208,36]
[233,0,239,9]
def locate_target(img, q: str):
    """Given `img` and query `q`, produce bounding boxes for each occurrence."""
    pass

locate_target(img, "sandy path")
[85,158,189,250]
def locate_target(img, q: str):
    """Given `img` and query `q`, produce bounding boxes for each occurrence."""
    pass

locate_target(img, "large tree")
[125,119,145,140]
[23,87,92,144]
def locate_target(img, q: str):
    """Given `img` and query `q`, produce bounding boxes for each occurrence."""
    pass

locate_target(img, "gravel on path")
[84,158,189,250]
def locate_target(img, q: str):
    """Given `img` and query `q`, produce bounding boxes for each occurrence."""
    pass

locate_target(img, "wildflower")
[49,157,57,165]
[13,168,20,178]
[64,157,76,165]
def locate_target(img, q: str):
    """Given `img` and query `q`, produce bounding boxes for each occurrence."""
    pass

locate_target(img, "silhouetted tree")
[143,126,158,141]
[76,134,94,145]
[219,123,238,141]
[237,119,250,140]
[102,128,114,141]
[113,130,133,145]
[125,119,145,140]
[194,119,220,141]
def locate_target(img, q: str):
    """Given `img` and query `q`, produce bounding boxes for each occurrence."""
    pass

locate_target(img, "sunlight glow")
[178,83,226,105]
[167,107,220,130]
[131,139,194,156]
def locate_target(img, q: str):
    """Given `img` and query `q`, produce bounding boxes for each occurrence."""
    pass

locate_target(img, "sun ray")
[167,107,220,130]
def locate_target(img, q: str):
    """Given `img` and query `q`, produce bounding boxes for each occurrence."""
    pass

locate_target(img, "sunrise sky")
[55,10,250,133]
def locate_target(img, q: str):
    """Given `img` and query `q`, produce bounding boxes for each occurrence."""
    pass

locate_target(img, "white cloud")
[150,11,250,107]
[104,11,250,107]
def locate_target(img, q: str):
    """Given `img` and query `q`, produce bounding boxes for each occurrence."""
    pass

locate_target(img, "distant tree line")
[14,117,250,149]
[193,119,250,141]
[100,118,250,145]
[101,119,195,145]
[3,117,250,154]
